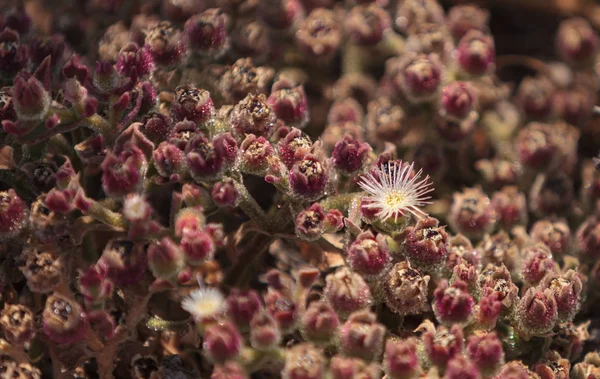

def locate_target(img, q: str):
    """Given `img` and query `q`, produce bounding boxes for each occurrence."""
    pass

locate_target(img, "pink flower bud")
[387,52,443,103]
[180,229,215,265]
[211,179,239,208]
[185,132,237,181]
[474,293,502,331]
[455,30,495,76]
[249,311,281,350]
[520,244,557,285]
[230,93,277,138]
[289,154,329,201]
[478,231,520,273]
[226,289,261,329]
[339,310,385,361]
[444,356,481,379]
[282,343,327,379]
[44,187,76,214]
[332,357,381,378]
[541,270,583,323]
[300,301,339,344]
[516,76,555,121]
[98,239,147,286]
[101,145,147,199]
[491,186,528,230]
[447,5,489,41]
[296,9,341,61]
[86,310,116,340]
[116,43,154,77]
[399,216,448,269]
[203,321,243,363]
[514,122,558,170]
[277,128,314,169]
[423,324,464,368]
[467,332,504,375]
[383,338,421,379]
[144,21,186,68]
[268,76,309,128]
[152,141,187,180]
[449,187,496,239]
[239,134,274,175]
[141,112,172,143]
[383,261,430,315]
[324,209,344,233]
[433,280,474,326]
[13,75,50,121]
[295,203,325,241]
[184,9,229,56]
[347,231,390,278]
[42,294,85,345]
[0,304,35,345]
[478,264,519,316]
[220,58,275,103]
[446,234,481,272]
[475,158,520,189]
[332,135,371,175]
[0,189,28,241]
[345,4,391,45]
[171,86,215,124]
[265,289,297,332]
[174,206,206,236]
[324,267,372,318]
[148,237,185,280]
[517,287,558,336]
[79,265,113,306]
[204,222,225,247]
[556,17,599,66]
[441,82,477,120]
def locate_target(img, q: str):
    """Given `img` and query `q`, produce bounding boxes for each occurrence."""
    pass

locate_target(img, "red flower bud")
[101,145,147,199]
[517,287,558,336]
[174,206,206,237]
[98,239,147,286]
[387,52,443,103]
[116,43,154,77]
[455,30,495,76]
[203,321,243,363]
[324,267,372,318]
[230,93,277,138]
[226,289,262,329]
[444,356,481,379]
[144,21,186,68]
[520,244,557,285]
[211,179,239,208]
[277,128,314,169]
[449,187,497,239]
[13,75,50,121]
[239,134,274,175]
[249,311,281,350]
[264,289,297,332]
[79,265,113,307]
[441,82,477,120]
[491,186,528,230]
[347,231,391,278]
[400,216,448,269]
[148,237,185,280]
[171,86,215,124]
[423,324,464,368]
[447,5,489,41]
[289,154,329,201]
[332,135,372,175]
[516,76,555,121]
[282,343,327,379]
[220,58,275,103]
[478,231,520,274]
[0,189,28,241]
[339,310,385,361]
[383,338,421,379]
[184,9,229,56]
[433,280,474,326]
[542,270,583,323]
[345,4,391,45]
[300,301,339,344]
[180,229,215,265]
[185,132,237,181]
[295,203,325,241]
[467,332,504,376]
[296,9,341,61]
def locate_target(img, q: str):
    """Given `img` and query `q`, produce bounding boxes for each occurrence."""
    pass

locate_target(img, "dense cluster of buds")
[0,1,599,378]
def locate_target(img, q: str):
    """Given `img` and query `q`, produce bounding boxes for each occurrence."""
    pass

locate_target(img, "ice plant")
[358,161,434,222]
[181,287,226,322]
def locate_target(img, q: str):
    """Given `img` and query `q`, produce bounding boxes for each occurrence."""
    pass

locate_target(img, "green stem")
[232,177,270,227]
[319,192,361,213]
[84,200,127,231]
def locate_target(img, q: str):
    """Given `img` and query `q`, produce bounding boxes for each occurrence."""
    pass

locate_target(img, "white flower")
[181,287,226,320]
[358,161,434,221]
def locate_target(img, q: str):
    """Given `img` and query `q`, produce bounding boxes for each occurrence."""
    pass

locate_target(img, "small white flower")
[358,161,434,221]
[181,287,226,320]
